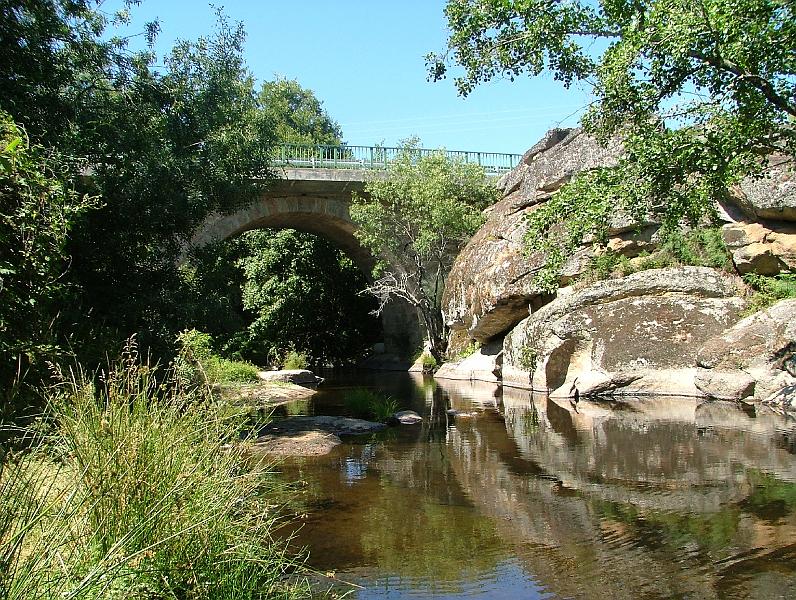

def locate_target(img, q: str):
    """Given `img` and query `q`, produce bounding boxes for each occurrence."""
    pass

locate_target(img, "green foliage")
[344,388,400,422]
[204,355,260,384]
[350,139,499,359]
[450,340,481,362]
[0,114,97,413]
[422,354,438,370]
[0,354,307,599]
[258,78,343,146]
[236,229,380,367]
[282,349,309,371]
[176,329,259,386]
[743,272,796,313]
[575,228,732,285]
[431,0,796,286]
[581,251,635,284]
[518,346,538,373]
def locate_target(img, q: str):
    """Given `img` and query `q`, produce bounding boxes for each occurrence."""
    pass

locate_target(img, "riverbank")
[0,360,314,600]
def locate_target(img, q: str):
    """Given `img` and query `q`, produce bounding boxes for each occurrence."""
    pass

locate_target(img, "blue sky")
[104,0,595,155]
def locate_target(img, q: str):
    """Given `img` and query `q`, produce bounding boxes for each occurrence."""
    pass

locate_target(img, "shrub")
[421,354,438,370]
[449,341,481,362]
[282,350,309,370]
[743,273,796,313]
[204,355,260,383]
[577,227,732,284]
[176,329,260,385]
[344,388,400,422]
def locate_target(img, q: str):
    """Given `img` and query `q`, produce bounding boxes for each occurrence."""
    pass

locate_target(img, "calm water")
[272,372,796,599]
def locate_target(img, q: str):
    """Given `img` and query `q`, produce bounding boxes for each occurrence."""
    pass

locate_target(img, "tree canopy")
[428,0,796,287]
[350,141,498,359]
[259,78,343,146]
[183,79,380,367]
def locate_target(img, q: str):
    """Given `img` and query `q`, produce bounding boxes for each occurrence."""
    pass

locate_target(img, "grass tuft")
[0,344,309,600]
[344,388,400,422]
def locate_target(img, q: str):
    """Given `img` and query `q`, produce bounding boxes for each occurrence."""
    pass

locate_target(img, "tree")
[0,113,97,413]
[428,0,796,286]
[258,77,343,146]
[236,229,380,366]
[350,141,498,360]
[62,11,275,360]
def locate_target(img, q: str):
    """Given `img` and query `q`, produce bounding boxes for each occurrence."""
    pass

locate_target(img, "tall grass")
[0,347,309,600]
[344,388,400,422]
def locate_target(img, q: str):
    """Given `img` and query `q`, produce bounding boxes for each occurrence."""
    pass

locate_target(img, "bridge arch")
[188,172,423,362]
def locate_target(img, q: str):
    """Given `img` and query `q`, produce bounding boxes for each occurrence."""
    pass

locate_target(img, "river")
[271,372,796,599]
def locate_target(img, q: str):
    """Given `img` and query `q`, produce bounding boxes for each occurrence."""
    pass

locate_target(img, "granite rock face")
[696,299,796,401]
[443,128,624,343]
[722,221,796,275]
[729,156,796,222]
[501,267,745,397]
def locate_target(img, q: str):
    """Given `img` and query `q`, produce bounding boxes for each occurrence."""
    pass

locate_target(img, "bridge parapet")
[272,144,521,176]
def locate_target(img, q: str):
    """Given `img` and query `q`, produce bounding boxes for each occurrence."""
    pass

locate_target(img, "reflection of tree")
[359,483,506,588]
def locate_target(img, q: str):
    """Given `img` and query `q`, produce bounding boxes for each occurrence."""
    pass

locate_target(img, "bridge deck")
[272,144,521,176]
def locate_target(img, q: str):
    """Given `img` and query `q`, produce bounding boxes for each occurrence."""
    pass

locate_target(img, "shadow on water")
[272,372,796,599]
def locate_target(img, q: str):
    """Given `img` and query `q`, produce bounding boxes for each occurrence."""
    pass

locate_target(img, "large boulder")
[696,299,796,402]
[443,128,624,343]
[502,267,745,397]
[728,155,796,222]
[722,221,796,275]
[435,340,502,383]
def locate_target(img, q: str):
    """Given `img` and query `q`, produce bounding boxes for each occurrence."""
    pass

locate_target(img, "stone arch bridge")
[188,144,521,358]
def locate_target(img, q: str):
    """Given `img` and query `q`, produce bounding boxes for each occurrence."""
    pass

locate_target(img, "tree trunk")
[419,303,448,363]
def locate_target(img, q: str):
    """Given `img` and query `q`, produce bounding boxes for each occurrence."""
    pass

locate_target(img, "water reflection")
[276,373,796,599]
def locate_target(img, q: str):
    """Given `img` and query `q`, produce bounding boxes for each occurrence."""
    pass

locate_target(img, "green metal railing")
[271,144,522,176]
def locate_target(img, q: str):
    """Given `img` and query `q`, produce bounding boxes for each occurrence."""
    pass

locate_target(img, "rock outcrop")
[722,221,796,275]
[696,299,796,402]
[443,128,624,343]
[501,267,745,396]
[437,128,795,407]
[728,155,796,222]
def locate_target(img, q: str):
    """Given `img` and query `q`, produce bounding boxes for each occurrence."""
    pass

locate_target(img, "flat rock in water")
[217,381,317,406]
[258,416,387,437]
[258,369,324,387]
[390,410,422,425]
[254,430,341,456]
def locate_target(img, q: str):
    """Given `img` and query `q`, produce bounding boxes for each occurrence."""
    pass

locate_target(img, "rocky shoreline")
[438,128,796,411]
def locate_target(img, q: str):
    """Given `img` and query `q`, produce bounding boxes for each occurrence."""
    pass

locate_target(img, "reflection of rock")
[433,377,501,411]
[697,299,796,402]
[443,385,796,599]
[258,369,324,387]
[502,267,744,396]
